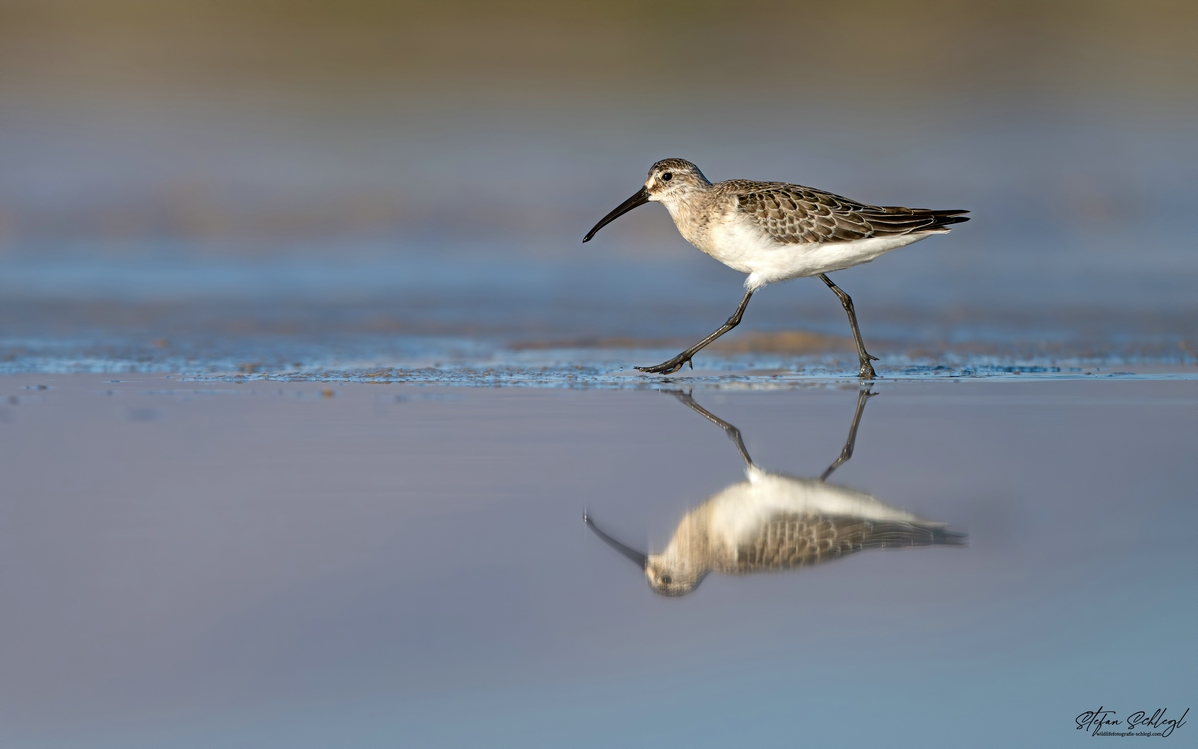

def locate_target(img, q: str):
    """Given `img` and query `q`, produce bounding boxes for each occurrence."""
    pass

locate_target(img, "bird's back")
[716,179,969,247]
[719,511,966,575]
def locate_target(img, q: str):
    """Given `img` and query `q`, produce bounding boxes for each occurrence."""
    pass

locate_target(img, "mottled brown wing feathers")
[724,513,965,574]
[729,180,969,245]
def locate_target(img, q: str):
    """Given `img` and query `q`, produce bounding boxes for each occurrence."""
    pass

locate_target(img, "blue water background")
[3,103,1196,372]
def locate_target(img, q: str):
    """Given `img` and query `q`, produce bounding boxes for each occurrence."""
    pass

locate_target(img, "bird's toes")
[636,358,687,375]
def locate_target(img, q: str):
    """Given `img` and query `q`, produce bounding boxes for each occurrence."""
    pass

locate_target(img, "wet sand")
[1,372,1194,748]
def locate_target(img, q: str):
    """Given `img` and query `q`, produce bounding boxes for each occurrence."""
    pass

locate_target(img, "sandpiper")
[583,159,969,377]
[585,390,966,597]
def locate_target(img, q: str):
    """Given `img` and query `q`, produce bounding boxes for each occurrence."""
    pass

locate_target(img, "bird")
[582,159,969,378]
[584,389,966,597]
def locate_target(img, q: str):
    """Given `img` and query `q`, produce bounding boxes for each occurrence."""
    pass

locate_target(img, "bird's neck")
[661,187,715,248]
[660,510,711,565]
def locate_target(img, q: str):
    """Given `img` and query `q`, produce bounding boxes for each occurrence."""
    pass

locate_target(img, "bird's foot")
[636,354,694,375]
[858,357,879,380]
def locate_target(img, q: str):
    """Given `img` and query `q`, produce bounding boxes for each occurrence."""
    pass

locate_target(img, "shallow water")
[3,108,1197,372]
[1,373,1194,748]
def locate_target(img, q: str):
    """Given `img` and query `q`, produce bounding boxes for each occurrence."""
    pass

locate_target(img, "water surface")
[1,374,1194,747]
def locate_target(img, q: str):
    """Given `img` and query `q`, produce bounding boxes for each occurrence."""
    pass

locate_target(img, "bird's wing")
[728,181,969,245]
[721,512,965,574]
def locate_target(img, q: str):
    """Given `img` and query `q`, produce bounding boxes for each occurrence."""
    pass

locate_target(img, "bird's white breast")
[736,226,926,291]
[704,468,925,550]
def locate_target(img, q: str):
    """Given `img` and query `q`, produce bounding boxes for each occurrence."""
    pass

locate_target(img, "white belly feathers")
[702,217,928,290]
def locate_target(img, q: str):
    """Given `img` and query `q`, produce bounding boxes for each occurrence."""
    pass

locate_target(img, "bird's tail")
[864,521,969,549]
[864,207,970,236]
[926,210,970,231]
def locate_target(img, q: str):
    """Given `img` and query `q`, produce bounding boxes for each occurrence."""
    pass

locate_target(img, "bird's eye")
[661,575,672,585]
[661,173,673,182]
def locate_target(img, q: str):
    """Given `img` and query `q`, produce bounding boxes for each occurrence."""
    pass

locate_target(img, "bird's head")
[645,556,707,597]
[644,158,710,202]
[583,158,710,243]
[584,512,709,598]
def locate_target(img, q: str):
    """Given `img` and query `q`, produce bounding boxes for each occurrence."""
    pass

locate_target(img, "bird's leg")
[665,390,755,468]
[819,274,878,379]
[820,387,876,482]
[637,289,754,375]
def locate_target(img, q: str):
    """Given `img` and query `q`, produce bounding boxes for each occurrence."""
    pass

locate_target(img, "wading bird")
[584,390,966,597]
[583,159,969,377]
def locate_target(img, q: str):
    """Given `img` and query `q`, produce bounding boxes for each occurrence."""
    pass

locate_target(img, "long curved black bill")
[583,512,648,569]
[583,186,650,243]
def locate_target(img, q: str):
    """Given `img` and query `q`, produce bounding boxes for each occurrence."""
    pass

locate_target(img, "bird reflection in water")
[585,390,965,597]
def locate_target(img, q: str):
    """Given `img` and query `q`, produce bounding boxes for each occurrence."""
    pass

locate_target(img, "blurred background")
[2,0,1196,371]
